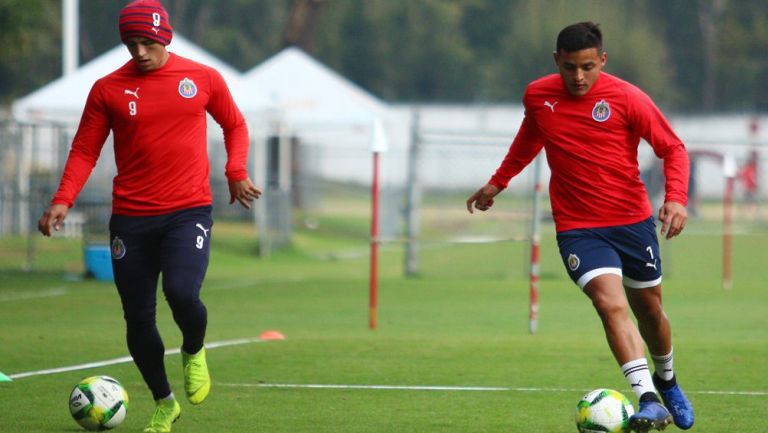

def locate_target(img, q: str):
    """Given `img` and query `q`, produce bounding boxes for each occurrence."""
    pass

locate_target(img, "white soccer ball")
[575,388,634,433]
[69,375,129,431]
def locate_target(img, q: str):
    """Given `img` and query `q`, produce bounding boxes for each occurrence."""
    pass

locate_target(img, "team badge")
[568,253,580,271]
[591,99,611,122]
[178,77,197,99]
[111,236,126,260]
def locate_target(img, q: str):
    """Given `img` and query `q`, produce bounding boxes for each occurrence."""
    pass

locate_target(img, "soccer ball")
[575,388,634,433]
[69,376,129,431]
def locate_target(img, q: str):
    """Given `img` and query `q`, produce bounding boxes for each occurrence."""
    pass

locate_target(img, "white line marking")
[249,383,519,392]
[8,337,267,380]
[0,287,67,303]
[220,383,768,397]
[690,389,768,396]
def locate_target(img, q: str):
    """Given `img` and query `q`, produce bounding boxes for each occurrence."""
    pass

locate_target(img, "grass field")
[1,215,766,432]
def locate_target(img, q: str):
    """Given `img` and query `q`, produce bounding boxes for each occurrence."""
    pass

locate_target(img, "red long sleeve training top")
[490,72,689,232]
[52,52,249,216]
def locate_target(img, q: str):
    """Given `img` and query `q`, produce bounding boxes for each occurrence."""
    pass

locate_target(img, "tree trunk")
[283,0,328,52]
[698,0,726,111]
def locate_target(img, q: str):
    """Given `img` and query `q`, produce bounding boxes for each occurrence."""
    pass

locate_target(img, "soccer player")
[37,1,261,432]
[737,149,759,217]
[466,22,694,432]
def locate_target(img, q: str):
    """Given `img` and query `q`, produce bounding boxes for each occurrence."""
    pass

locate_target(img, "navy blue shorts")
[556,217,662,290]
[108,206,213,321]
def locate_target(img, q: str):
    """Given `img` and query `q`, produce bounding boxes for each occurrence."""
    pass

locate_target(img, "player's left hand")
[466,183,500,214]
[228,178,262,209]
[658,201,687,239]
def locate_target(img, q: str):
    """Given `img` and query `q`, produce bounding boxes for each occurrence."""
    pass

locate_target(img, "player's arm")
[205,68,261,208]
[40,83,111,236]
[628,87,689,239]
[658,145,688,239]
[467,111,543,213]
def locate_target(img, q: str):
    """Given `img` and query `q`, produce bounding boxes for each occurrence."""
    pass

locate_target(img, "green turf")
[0,217,766,432]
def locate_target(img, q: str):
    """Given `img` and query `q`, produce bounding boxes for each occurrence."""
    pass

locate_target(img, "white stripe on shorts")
[577,267,622,290]
[623,275,662,289]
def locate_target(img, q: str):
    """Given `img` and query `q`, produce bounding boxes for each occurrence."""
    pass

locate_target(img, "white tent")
[12,34,243,124]
[237,47,397,254]
[238,47,390,129]
[237,47,396,183]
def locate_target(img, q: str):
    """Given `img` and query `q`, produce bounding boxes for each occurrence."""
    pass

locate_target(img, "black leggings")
[109,206,212,400]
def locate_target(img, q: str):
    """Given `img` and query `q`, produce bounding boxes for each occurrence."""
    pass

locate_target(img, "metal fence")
[2,111,766,275]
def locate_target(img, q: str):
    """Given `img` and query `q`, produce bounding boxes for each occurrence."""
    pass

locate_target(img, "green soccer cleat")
[143,397,181,433]
[182,347,211,404]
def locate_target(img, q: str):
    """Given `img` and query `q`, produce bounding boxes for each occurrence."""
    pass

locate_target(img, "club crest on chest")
[592,99,611,122]
[178,77,197,99]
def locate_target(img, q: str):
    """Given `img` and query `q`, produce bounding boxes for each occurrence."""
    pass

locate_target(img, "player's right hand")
[466,184,500,214]
[228,177,262,209]
[38,204,69,237]
[658,200,687,240]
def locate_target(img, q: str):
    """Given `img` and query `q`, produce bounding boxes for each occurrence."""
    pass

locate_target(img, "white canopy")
[12,34,242,124]
[238,47,389,129]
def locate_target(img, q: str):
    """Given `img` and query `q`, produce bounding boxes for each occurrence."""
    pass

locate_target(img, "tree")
[698,0,726,111]
[717,0,768,111]
[283,0,328,51]
[314,0,477,101]
[1,0,767,111]
[0,0,60,103]
[491,0,672,105]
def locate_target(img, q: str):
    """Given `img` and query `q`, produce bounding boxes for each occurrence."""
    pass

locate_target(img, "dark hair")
[556,21,603,53]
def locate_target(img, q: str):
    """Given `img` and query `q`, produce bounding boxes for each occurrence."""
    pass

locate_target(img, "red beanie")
[119,0,173,46]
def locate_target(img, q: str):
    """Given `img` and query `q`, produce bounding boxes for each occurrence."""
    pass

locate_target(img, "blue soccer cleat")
[629,400,672,432]
[653,374,694,429]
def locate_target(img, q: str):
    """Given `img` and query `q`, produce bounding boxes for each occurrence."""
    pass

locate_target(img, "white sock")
[652,349,674,381]
[160,393,175,402]
[621,358,657,399]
